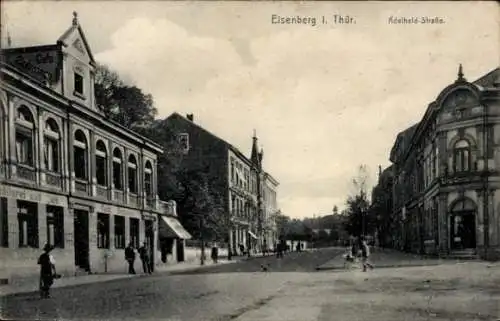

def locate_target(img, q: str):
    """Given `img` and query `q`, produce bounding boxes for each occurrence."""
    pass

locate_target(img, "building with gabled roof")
[163,112,280,256]
[0,13,191,284]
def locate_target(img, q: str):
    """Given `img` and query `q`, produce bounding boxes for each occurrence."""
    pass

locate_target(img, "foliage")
[342,164,377,237]
[94,64,157,132]
[369,169,395,247]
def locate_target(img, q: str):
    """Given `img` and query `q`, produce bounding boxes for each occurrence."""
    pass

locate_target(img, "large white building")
[0,13,191,283]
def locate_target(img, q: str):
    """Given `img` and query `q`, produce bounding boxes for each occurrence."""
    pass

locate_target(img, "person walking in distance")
[124,242,136,274]
[138,242,152,274]
[360,238,374,272]
[38,244,57,299]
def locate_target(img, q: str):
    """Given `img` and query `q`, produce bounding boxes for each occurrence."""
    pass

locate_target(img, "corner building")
[390,66,500,260]
[0,15,187,281]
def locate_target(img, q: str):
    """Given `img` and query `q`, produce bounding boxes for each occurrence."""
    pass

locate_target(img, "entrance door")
[450,211,476,250]
[74,210,90,271]
[177,239,185,262]
[145,220,154,271]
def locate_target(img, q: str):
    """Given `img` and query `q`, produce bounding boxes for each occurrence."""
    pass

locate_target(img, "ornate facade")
[390,65,500,260]
[0,14,190,282]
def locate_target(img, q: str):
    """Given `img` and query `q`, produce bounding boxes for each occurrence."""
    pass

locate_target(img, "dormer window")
[74,72,84,95]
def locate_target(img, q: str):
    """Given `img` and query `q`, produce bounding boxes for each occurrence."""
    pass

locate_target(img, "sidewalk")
[0,258,238,297]
[317,247,457,271]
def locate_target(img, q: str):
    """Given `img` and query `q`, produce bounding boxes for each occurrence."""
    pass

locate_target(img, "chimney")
[186,114,194,121]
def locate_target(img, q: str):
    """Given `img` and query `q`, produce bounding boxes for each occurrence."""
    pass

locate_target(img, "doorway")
[176,239,185,262]
[450,211,476,250]
[74,209,90,271]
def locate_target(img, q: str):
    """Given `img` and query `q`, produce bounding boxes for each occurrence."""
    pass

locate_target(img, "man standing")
[124,242,136,274]
[138,242,152,274]
[38,244,57,299]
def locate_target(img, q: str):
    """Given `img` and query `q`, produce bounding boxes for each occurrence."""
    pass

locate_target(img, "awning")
[247,230,258,239]
[159,216,192,240]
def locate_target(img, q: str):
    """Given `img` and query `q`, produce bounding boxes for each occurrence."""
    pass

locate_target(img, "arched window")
[112,148,123,190]
[453,140,471,172]
[15,106,35,167]
[74,130,88,180]
[128,154,137,193]
[144,161,153,197]
[44,119,60,173]
[95,140,107,186]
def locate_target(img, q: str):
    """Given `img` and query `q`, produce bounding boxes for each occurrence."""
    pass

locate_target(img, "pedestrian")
[125,242,136,274]
[138,242,152,274]
[360,238,374,272]
[211,243,219,264]
[38,244,58,299]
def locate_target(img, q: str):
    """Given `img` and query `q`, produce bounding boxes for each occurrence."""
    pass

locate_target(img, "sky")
[1,1,498,219]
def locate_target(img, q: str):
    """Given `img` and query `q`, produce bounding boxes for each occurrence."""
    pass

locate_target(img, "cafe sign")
[0,185,67,207]
[5,49,60,85]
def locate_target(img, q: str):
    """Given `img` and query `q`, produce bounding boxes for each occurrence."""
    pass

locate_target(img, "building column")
[475,189,485,249]
[7,198,18,249]
[64,207,74,250]
[109,214,115,250]
[88,208,98,272]
[38,110,45,185]
[38,204,47,247]
[124,216,130,247]
[438,193,448,254]
[139,218,146,245]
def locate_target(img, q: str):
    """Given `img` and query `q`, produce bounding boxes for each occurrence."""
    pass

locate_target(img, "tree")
[343,165,376,237]
[94,64,157,132]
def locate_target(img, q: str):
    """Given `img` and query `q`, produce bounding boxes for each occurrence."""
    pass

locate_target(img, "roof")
[389,123,418,163]
[166,112,255,167]
[57,15,96,64]
[472,67,499,88]
[1,61,163,154]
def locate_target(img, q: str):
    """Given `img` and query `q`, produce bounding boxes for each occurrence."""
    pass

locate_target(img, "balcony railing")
[17,164,36,182]
[75,179,89,194]
[146,197,155,209]
[128,193,140,207]
[96,185,108,198]
[113,190,124,203]
[45,172,62,188]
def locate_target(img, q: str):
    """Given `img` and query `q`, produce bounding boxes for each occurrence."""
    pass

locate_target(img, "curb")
[0,260,241,298]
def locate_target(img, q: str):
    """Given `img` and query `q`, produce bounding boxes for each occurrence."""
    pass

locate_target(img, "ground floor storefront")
[399,187,500,260]
[0,184,192,284]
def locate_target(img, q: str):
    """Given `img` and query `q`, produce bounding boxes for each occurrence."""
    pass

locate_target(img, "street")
[1,248,499,321]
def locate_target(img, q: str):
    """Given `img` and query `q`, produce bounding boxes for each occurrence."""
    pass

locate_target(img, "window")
[177,133,189,152]
[145,161,153,197]
[129,218,139,248]
[74,130,88,180]
[112,148,123,189]
[96,140,107,186]
[114,215,125,249]
[128,154,137,193]
[231,160,235,183]
[97,213,110,249]
[453,140,471,172]
[1,198,8,247]
[15,106,34,166]
[74,72,84,95]
[17,201,38,248]
[46,206,64,248]
[231,195,236,214]
[44,119,60,172]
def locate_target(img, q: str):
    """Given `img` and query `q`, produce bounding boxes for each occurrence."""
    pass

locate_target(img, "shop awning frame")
[248,230,258,239]
[159,216,192,240]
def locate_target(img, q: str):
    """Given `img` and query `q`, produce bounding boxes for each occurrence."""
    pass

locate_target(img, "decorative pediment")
[442,89,477,110]
[72,39,85,54]
[57,12,95,65]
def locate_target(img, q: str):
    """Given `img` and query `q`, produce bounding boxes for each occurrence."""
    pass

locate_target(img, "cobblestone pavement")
[2,248,498,321]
